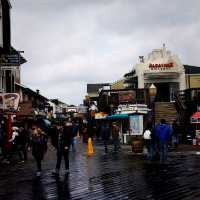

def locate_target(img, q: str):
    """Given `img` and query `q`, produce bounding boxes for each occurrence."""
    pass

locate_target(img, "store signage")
[0,54,20,66]
[118,91,136,103]
[0,93,20,112]
[149,63,173,70]
[118,104,150,114]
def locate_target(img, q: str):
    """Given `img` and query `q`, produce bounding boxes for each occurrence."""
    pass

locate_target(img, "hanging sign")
[0,93,20,112]
[0,54,20,66]
[119,91,136,103]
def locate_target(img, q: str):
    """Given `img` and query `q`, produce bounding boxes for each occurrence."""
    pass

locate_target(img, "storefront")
[107,104,150,144]
[134,45,186,102]
[191,112,200,145]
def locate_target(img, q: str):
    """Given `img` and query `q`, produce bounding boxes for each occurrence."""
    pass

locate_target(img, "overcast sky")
[11,0,200,105]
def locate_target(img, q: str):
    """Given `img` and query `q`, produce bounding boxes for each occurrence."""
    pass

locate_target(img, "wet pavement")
[0,140,200,200]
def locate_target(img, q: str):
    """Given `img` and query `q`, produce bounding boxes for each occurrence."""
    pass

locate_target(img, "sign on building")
[118,90,136,103]
[0,54,20,66]
[129,115,143,135]
[0,93,20,112]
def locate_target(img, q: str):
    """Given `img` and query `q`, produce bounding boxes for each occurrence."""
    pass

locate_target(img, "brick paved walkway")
[0,140,200,200]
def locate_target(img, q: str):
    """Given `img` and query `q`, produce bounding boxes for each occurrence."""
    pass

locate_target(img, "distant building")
[86,83,110,102]
[49,99,69,119]
[16,84,49,120]
[111,79,125,90]
[184,65,200,89]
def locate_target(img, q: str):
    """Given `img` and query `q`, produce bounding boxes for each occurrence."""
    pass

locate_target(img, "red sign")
[149,63,173,70]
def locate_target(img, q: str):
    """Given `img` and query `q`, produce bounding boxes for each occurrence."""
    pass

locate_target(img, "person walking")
[71,120,78,152]
[111,122,120,153]
[155,119,171,163]
[52,120,72,176]
[171,120,179,148]
[143,123,153,161]
[17,126,28,162]
[31,123,48,177]
[100,122,110,154]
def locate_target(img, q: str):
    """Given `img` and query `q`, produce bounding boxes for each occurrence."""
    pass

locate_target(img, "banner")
[0,93,20,112]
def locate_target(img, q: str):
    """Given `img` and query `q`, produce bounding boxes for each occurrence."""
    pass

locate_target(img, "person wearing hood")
[155,119,171,163]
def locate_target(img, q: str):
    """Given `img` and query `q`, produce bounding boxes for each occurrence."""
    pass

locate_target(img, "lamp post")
[149,84,157,127]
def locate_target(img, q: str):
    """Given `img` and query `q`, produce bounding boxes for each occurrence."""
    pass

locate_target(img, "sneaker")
[36,171,41,177]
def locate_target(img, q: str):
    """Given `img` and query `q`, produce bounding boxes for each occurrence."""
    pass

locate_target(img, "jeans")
[71,138,76,151]
[103,140,108,153]
[172,135,178,147]
[159,141,168,163]
[56,150,69,171]
[35,158,42,172]
[113,138,120,152]
[144,140,154,160]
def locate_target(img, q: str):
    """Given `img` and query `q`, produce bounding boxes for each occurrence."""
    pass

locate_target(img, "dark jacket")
[172,122,179,136]
[50,126,59,149]
[72,124,79,138]
[31,133,48,160]
[57,125,72,152]
[112,125,120,140]
[100,125,110,141]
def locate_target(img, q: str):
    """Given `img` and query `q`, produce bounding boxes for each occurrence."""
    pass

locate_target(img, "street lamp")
[149,83,157,98]
[149,84,157,127]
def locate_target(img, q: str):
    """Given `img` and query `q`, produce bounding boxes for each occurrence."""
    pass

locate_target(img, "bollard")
[87,137,94,156]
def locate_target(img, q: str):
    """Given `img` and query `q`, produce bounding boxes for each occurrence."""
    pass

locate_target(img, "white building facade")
[134,45,186,102]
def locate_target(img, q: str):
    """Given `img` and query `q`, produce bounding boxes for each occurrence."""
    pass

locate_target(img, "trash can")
[132,137,143,153]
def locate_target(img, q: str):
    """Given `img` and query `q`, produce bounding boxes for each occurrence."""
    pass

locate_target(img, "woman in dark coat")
[31,124,48,177]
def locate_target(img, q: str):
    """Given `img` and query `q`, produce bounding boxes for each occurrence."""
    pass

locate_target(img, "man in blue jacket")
[155,119,171,163]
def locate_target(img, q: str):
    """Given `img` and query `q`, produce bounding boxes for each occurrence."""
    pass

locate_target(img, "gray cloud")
[11,0,200,105]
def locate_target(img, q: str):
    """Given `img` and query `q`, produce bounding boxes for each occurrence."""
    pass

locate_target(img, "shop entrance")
[154,83,170,102]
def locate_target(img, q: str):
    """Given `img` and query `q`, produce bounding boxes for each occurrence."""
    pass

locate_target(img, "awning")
[191,112,200,124]
[192,112,200,119]
[107,113,129,120]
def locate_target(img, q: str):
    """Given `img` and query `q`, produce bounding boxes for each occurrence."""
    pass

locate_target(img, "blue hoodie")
[155,123,171,143]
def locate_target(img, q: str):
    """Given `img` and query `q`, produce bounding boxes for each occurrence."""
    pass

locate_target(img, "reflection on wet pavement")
[0,142,200,200]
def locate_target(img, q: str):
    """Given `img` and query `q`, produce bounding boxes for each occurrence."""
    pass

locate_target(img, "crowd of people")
[0,115,182,177]
[0,117,122,176]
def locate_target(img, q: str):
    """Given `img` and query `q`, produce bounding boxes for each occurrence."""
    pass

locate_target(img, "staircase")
[154,102,177,124]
